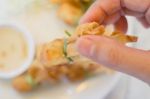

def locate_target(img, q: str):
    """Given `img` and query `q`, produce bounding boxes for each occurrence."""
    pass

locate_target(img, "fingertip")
[76,35,124,68]
[76,35,150,84]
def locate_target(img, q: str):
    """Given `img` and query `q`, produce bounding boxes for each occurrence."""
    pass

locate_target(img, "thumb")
[76,35,150,84]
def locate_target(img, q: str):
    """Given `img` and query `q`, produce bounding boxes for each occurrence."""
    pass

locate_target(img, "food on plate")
[57,3,83,25]
[13,75,33,92]
[13,60,48,92]
[0,27,28,72]
[50,0,93,25]
[73,22,137,43]
[12,22,137,92]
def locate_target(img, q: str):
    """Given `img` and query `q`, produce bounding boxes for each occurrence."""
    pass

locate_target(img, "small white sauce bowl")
[0,22,35,79]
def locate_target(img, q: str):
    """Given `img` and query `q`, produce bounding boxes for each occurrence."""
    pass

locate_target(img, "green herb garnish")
[63,38,73,63]
[25,75,37,88]
[63,38,68,56]
[65,30,72,37]
[67,57,74,63]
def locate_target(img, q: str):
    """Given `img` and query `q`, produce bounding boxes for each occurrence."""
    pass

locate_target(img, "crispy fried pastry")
[12,22,137,92]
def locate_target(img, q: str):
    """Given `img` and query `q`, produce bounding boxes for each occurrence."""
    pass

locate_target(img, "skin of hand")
[76,0,150,84]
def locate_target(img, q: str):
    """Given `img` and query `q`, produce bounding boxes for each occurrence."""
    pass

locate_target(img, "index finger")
[79,0,121,24]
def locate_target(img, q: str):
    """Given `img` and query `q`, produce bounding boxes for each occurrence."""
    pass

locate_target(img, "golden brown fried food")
[74,22,105,36]
[57,3,83,25]
[46,65,62,83]
[50,0,62,4]
[111,31,138,43]
[39,22,137,74]
[39,38,113,76]
[13,75,33,92]
[66,64,85,81]
[40,39,68,66]
[50,0,92,5]
[50,0,93,25]
[12,60,48,92]
[74,22,138,43]
[12,22,137,92]
[28,67,48,83]
[50,0,71,4]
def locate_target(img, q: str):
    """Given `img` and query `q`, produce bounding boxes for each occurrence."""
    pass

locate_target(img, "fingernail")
[76,37,93,57]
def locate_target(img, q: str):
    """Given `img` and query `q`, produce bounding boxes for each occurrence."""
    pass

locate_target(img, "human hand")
[80,0,150,32]
[76,0,150,84]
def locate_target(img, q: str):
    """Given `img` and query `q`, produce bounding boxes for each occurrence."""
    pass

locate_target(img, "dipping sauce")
[0,27,28,72]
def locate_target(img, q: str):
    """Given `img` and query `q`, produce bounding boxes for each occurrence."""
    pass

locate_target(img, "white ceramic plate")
[0,1,121,99]
[0,73,121,99]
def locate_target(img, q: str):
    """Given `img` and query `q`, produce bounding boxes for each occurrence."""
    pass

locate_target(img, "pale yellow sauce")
[0,27,28,72]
